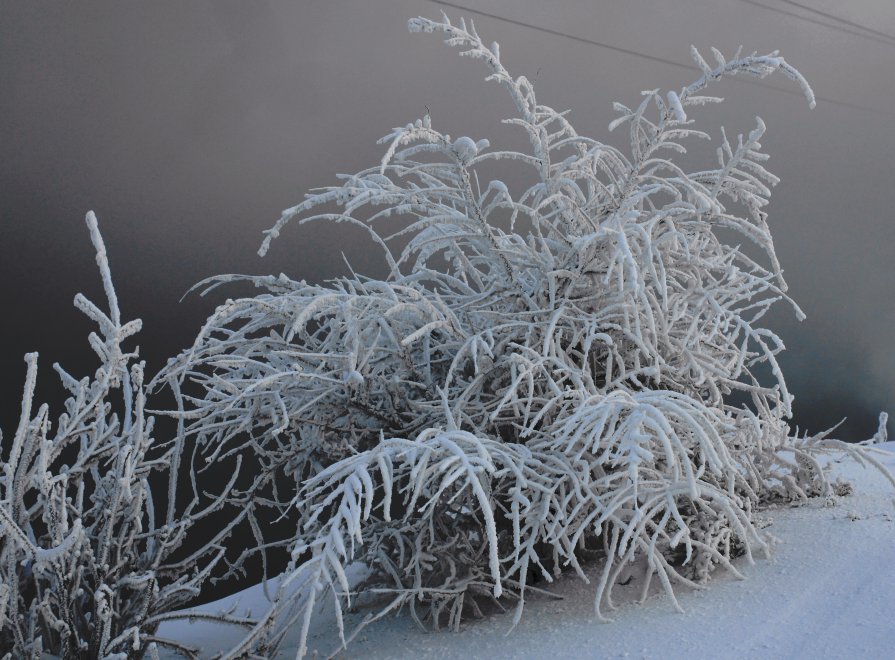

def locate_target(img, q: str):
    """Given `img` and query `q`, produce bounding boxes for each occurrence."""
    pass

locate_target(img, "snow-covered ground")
[160,443,895,659]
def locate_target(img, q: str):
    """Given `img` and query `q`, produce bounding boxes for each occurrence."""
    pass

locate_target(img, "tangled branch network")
[4,12,892,660]
[153,14,894,657]
[1,214,259,658]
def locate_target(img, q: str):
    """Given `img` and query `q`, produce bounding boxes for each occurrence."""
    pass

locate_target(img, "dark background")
[2,1,894,599]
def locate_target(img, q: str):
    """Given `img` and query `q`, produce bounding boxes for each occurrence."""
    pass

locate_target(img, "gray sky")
[2,0,893,439]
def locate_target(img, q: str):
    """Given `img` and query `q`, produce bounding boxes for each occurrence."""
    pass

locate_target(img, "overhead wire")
[776,0,895,44]
[426,0,882,115]
[428,0,702,73]
[738,0,895,47]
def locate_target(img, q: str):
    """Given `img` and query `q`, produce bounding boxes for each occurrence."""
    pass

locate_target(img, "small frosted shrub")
[156,14,894,658]
[0,214,258,659]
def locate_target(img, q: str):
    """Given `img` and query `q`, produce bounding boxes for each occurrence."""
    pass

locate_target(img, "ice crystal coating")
[6,13,874,660]
[0,214,261,658]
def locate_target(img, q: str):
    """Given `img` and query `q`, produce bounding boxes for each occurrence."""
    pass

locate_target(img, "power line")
[739,0,895,48]
[777,0,895,44]
[426,0,880,115]
[431,0,695,73]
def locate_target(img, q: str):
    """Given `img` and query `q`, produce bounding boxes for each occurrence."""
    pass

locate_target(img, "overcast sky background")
[2,0,894,441]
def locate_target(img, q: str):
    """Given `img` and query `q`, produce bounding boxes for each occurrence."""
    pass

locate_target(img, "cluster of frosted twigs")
[3,14,892,660]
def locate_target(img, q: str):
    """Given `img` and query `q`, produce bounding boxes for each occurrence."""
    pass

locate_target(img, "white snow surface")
[160,443,895,659]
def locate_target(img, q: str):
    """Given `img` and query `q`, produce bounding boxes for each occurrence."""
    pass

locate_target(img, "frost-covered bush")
[0,213,259,659]
[155,14,894,658]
